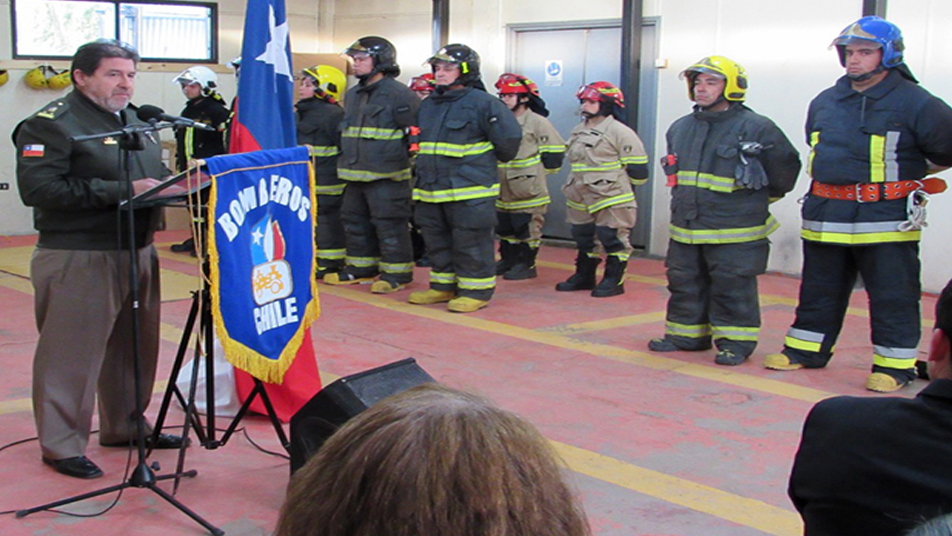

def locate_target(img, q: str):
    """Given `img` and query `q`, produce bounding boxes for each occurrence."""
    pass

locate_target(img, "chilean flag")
[231,0,321,421]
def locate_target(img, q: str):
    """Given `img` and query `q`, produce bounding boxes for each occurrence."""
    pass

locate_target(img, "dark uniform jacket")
[296,96,344,193]
[175,93,230,171]
[789,379,952,536]
[415,86,522,203]
[802,69,952,245]
[338,76,419,182]
[666,103,800,244]
[14,90,167,250]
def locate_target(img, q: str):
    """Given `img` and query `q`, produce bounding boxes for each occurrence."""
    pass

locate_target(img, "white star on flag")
[255,5,292,80]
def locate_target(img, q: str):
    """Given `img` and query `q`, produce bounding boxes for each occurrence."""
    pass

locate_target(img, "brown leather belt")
[810,178,947,202]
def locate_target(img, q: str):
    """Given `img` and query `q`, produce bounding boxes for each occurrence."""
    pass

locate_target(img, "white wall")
[3,0,951,291]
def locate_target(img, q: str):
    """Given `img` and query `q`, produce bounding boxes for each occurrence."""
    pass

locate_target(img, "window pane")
[119,3,213,61]
[13,0,116,58]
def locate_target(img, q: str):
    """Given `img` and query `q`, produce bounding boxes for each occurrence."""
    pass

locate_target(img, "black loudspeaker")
[289,358,435,474]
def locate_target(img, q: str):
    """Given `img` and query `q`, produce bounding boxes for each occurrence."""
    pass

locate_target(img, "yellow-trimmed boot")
[447,297,488,313]
[408,289,455,305]
[865,372,911,393]
[763,353,804,371]
[370,280,408,294]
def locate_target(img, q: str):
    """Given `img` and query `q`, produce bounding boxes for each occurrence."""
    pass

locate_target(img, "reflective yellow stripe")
[630,178,648,186]
[807,131,819,178]
[379,261,414,274]
[873,354,917,369]
[317,248,346,260]
[342,126,404,140]
[670,216,779,245]
[571,161,622,172]
[665,321,712,339]
[538,145,565,154]
[869,134,885,183]
[801,219,920,244]
[413,184,500,203]
[498,154,542,169]
[566,199,588,212]
[676,171,738,193]
[784,328,824,353]
[184,128,195,161]
[309,145,340,157]
[495,196,550,210]
[587,192,636,213]
[621,155,649,165]
[712,326,760,341]
[418,141,494,158]
[346,256,380,268]
[315,184,346,195]
[607,251,630,261]
[458,276,496,291]
[430,271,456,285]
[339,168,412,182]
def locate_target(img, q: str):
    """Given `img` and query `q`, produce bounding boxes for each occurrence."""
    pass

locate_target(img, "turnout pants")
[663,240,768,356]
[415,198,497,301]
[781,241,920,378]
[340,180,414,284]
[496,207,546,248]
[31,246,161,459]
[316,192,346,272]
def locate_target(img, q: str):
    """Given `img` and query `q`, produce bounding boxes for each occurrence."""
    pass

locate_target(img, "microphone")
[137,105,216,132]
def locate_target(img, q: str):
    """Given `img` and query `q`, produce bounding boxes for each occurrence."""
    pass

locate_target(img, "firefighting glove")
[734,141,772,191]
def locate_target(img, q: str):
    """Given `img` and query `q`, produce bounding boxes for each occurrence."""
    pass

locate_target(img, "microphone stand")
[15,120,222,536]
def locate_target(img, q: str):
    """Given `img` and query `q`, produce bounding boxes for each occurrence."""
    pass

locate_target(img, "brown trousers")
[31,246,160,459]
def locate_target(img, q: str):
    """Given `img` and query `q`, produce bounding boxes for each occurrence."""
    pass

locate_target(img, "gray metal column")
[432,0,449,52]
[862,0,887,17]
[620,0,643,127]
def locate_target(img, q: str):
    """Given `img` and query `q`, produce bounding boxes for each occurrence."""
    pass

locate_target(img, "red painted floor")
[0,230,936,536]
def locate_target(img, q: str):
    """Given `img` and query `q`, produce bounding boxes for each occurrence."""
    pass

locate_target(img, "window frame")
[10,0,219,63]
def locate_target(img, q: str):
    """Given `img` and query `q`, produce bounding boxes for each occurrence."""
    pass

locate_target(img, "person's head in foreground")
[275,383,591,536]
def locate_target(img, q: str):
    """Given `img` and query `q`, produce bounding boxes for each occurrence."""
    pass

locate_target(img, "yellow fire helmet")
[23,65,53,89]
[300,65,346,104]
[679,55,748,102]
[0,69,8,88]
[47,69,72,90]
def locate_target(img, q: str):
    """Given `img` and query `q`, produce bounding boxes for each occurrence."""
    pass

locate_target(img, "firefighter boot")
[503,243,538,281]
[555,255,601,292]
[408,289,455,305]
[591,256,626,297]
[495,241,516,275]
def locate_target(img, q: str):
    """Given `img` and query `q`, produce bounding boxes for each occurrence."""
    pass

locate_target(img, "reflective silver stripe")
[873,345,918,359]
[884,131,900,183]
[498,154,541,169]
[787,328,824,343]
[430,271,456,284]
[801,220,904,235]
[669,216,778,244]
[342,126,404,140]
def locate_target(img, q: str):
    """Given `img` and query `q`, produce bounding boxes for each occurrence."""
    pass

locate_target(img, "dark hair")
[275,383,591,536]
[71,39,139,76]
[936,279,952,336]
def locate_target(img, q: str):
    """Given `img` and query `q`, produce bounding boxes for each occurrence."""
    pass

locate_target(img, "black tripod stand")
[15,124,222,536]
[150,243,291,454]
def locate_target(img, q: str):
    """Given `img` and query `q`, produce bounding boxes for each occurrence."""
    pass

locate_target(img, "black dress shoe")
[42,456,104,479]
[101,433,190,449]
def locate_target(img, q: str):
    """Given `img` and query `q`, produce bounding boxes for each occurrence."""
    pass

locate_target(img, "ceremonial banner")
[206,146,319,383]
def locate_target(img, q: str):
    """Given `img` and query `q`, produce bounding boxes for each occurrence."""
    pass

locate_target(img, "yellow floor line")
[318,285,833,403]
[554,441,801,536]
[543,311,666,334]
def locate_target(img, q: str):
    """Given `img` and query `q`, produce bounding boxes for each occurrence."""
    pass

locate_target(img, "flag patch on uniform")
[22,144,45,157]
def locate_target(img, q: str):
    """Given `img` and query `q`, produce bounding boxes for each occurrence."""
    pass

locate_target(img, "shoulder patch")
[35,101,69,120]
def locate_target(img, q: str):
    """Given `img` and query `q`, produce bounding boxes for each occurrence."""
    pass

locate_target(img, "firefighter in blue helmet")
[648,56,800,366]
[765,17,952,391]
[409,44,522,313]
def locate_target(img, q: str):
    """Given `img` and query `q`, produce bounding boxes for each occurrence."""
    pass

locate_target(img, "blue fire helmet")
[830,16,904,69]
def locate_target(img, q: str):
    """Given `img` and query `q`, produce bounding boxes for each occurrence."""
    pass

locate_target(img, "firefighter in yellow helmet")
[556,81,648,298]
[648,55,800,366]
[296,65,347,278]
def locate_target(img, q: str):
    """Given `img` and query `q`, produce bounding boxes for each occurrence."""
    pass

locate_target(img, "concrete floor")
[0,230,934,536]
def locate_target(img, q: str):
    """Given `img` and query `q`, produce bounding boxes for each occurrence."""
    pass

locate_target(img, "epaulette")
[35,101,69,120]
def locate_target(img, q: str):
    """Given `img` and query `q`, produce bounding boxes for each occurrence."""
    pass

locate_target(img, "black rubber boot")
[503,244,538,280]
[591,257,627,297]
[555,255,601,291]
[495,241,516,275]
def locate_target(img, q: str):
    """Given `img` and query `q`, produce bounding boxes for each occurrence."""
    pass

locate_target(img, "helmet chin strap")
[847,64,885,82]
